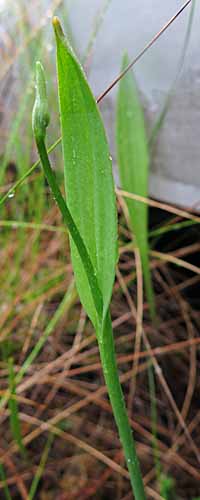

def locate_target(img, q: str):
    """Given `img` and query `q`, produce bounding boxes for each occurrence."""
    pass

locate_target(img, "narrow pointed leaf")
[116,53,155,319]
[53,18,117,328]
[8,357,26,458]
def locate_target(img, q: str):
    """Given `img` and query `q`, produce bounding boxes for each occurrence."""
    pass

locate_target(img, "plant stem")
[0,463,12,500]
[98,311,146,500]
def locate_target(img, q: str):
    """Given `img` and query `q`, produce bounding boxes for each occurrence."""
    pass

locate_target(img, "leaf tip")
[35,59,43,71]
[122,51,129,70]
[52,16,73,56]
[52,16,64,40]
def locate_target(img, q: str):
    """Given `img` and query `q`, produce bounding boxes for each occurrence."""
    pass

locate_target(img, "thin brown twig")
[97,0,192,103]
[116,188,200,223]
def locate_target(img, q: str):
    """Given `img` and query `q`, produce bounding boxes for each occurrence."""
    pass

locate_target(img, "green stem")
[98,311,146,500]
[148,361,162,482]
[0,463,12,500]
[35,137,103,320]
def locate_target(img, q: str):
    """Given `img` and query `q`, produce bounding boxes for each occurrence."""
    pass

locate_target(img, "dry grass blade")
[151,250,200,275]
[116,188,200,223]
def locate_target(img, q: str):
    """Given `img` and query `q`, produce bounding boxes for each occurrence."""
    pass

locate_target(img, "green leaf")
[8,357,26,458]
[53,17,117,328]
[116,52,156,320]
[28,433,54,500]
[0,462,12,500]
[160,474,176,500]
[33,61,103,320]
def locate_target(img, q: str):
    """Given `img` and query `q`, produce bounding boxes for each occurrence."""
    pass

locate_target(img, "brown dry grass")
[0,192,200,499]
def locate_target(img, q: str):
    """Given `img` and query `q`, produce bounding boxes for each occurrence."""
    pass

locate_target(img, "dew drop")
[8,191,15,199]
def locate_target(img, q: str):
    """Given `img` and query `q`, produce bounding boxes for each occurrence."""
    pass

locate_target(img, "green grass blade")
[0,81,33,186]
[148,362,162,481]
[0,220,65,232]
[0,462,12,500]
[83,0,112,64]
[53,17,118,327]
[149,219,198,239]
[0,137,61,208]
[160,474,176,500]
[116,53,156,320]
[17,280,76,385]
[8,357,26,458]
[28,433,54,500]
[0,281,77,412]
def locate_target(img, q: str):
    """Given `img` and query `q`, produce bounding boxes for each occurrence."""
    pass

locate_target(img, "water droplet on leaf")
[8,191,15,199]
